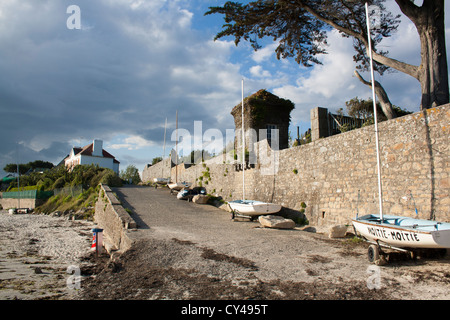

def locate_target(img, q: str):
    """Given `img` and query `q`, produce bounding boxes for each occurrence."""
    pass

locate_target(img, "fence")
[2,190,54,199]
[53,185,83,197]
[2,185,83,199]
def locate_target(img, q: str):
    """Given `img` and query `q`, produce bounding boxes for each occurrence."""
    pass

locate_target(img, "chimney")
[92,139,103,157]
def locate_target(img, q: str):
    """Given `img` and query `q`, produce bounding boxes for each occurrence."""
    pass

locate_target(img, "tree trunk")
[354,71,396,120]
[395,0,449,109]
[416,14,449,108]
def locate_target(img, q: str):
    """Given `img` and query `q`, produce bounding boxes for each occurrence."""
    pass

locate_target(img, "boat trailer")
[365,239,410,266]
[229,207,258,222]
[360,238,447,265]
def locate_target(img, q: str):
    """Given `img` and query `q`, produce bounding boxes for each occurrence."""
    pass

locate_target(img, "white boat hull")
[228,200,281,216]
[168,182,191,191]
[154,178,170,184]
[352,215,450,249]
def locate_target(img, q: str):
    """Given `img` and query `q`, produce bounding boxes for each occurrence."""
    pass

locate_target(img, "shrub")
[101,171,123,187]
[53,177,66,189]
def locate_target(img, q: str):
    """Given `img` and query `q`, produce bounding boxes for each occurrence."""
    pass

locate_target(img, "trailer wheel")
[368,244,387,265]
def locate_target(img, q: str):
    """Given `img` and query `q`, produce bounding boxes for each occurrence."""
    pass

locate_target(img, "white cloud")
[272,29,363,122]
[0,0,244,172]
[250,65,271,78]
[108,135,154,150]
[251,43,278,63]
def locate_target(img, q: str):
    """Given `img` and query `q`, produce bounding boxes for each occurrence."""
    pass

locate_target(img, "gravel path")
[1,186,449,301]
[80,186,450,300]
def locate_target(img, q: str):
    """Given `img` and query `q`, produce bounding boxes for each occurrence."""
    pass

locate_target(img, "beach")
[0,210,97,300]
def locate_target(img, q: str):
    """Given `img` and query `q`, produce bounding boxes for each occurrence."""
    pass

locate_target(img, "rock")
[51,211,62,217]
[192,194,209,204]
[328,225,348,238]
[103,239,118,254]
[258,215,295,229]
[219,203,232,212]
[34,267,43,274]
[300,226,316,233]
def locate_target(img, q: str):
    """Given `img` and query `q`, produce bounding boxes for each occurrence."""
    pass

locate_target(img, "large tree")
[206,0,449,110]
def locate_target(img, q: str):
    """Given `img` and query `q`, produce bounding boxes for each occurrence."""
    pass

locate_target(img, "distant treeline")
[3,160,54,175]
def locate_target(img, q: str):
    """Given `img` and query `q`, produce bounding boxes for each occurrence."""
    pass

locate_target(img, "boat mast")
[241,79,245,201]
[162,117,167,179]
[175,110,178,183]
[17,144,20,210]
[365,2,383,221]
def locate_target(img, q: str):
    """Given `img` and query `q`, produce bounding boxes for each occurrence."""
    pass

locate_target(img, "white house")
[64,139,120,174]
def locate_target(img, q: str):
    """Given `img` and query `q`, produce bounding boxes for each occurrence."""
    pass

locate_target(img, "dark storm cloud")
[0,0,240,172]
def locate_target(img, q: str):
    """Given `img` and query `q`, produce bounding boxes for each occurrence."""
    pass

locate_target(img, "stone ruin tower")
[230,89,294,152]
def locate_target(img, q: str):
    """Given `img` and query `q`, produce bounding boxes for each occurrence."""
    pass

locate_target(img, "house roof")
[65,142,120,163]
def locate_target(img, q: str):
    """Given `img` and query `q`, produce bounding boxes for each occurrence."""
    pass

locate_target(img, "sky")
[0,0,449,178]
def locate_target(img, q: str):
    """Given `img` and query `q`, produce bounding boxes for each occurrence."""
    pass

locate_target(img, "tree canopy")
[206,0,449,109]
[120,165,142,185]
[3,160,54,175]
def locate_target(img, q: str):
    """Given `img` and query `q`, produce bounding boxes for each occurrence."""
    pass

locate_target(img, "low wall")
[142,104,450,227]
[94,184,137,253]
[1,190,51,210]
[0,198,46,210]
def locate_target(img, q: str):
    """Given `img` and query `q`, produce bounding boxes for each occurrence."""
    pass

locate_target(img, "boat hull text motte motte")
[228,200,282,217]
[352,214,450,249]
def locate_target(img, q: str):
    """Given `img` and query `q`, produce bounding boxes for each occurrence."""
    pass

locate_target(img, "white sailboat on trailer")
[351,3,450,264]
[228,79,282,219]
[168,110,191,192]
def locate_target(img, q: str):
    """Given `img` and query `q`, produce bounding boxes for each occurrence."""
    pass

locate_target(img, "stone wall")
[142,104,450,226]
[141,158,171,183]
[94,184,137,252]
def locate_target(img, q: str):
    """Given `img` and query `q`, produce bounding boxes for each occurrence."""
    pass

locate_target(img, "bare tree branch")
[354,70,396,119]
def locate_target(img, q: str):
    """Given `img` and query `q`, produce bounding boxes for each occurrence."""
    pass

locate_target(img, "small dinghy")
[168,111,191,193]
[154,178,170,184]
[228,80,281,221]
[177,187,206,201]
[352,214,450,249]
[352,5,449,265]
[168,181,191,192]
[228,200,281,217]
